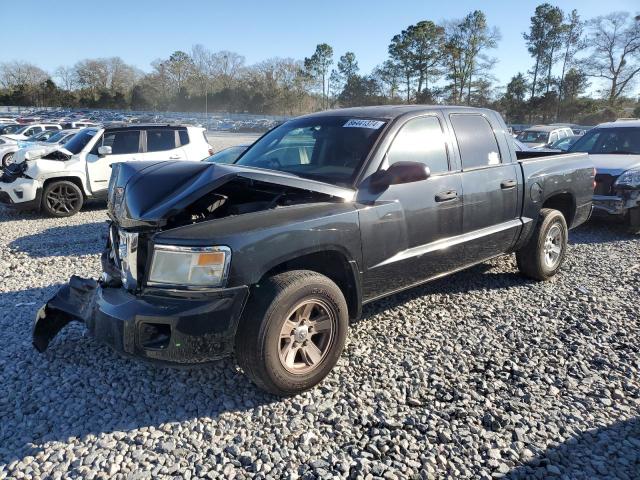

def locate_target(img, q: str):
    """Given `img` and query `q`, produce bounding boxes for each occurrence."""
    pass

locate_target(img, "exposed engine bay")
[164,178,339,229]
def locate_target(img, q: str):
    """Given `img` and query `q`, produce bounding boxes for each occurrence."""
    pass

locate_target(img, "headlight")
[148,245,231,288]
[615,168,640,188]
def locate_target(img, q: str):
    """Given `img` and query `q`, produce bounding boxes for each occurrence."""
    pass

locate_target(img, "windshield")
[0,124,22,134]
[569,127,640,155]
[204,145,248,164]
[45,131,67,143]
[62,128,98,154]
[235,116,386,186]
[517,130,549,143]
[15,125,31,134]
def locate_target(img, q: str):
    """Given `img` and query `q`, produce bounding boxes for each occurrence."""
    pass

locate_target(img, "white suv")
[0,124,212,216]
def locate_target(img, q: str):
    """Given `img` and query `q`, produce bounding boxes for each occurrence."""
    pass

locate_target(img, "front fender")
[152,202,363,287]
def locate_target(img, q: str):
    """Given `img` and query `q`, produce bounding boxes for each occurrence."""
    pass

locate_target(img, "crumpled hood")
[13,144,66,164]
[590,154,640,176]
[110,160,355,227]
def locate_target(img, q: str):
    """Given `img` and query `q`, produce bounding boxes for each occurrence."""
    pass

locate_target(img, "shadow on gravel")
[569,216,637,245]
[8,221,107,257]
[0,285,280,467]
[0,201,106,223]
[360,262,534,319]
[506,417,640,479]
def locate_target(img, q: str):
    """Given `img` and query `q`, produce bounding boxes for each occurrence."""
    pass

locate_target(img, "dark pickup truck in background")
[34,106,594,395]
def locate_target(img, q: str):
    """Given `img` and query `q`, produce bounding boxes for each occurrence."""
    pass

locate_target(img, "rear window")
[147,129,177,152]
[179,129,190,146]
[450,114,501,170]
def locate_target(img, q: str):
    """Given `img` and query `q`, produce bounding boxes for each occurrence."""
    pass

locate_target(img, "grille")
[594,173,617,196]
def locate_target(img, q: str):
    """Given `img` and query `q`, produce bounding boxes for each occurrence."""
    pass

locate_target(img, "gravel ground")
[0,203,639,479]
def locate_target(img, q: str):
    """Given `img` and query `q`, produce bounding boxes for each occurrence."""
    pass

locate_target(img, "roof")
[525,125,573,132]
[296,105,494,120]
[103,123,196,130]
[596,120,640,128]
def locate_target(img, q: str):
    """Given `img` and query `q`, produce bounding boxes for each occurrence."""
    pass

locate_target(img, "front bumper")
[0,177,42,210]
[593,192,640,216]
[33,276,249,365]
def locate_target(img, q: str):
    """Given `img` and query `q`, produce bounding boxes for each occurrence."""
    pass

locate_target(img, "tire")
[235,270,349,396]
[2,152,14,168]
[42,180,84,217]
[516,208,568,281]
[628,207,640,234]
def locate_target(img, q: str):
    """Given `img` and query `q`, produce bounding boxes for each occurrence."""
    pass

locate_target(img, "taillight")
[593,167,597,190]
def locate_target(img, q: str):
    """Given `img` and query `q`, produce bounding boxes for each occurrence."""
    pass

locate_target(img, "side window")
[450,115,501,170]
[24,128,36,137]
[147,129,177,152]
[386,116,449,175]
[549,132,558,143]
[179,129,190,146]
[102,130,141,155]
[45,125,59,131]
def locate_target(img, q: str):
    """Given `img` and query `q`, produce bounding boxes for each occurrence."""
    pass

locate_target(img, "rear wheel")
[235,270,348,396]
[42,180,84,217]
[2,152,14,167]
[516,208,568,281]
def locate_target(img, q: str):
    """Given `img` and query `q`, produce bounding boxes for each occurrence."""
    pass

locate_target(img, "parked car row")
[0,107,283,135]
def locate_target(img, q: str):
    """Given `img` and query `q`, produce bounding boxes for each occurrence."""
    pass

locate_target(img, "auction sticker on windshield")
[343,119,385,129]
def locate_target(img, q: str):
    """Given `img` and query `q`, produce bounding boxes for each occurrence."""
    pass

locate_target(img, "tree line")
[1,5,639,124]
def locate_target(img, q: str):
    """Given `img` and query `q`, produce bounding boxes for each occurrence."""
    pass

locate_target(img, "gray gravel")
[0,204,639,479]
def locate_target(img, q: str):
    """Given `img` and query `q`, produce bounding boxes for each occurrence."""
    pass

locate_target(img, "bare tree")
[583,12,640,105]
[54,66,77,91]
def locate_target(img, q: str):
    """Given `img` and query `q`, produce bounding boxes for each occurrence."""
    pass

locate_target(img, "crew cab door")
[86,129,142,193]
[359,114,464,300]
[448,113,520,262]
[140,128,186,161]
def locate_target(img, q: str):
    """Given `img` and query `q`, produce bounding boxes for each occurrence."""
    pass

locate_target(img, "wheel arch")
[541,192,576,228]
[42,176,88,198]
[257,248,362,321]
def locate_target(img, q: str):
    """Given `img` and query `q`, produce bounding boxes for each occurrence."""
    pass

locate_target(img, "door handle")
[435,190,458,202]
[501,179,517,189]
[169,155,182,159]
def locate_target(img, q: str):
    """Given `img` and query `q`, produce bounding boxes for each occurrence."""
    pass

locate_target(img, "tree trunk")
[545,47,555,94]
[555,46,570,121]
[530,56,540,101]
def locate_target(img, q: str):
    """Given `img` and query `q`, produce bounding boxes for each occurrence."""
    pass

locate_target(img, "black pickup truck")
[34,106,594,395]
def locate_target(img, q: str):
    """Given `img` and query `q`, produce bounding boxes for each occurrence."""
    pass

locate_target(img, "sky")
[0,0,638,89]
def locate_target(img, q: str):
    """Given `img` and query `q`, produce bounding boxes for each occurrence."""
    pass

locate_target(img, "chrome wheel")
[278,299,335,374]
[45,184,81,214]
[3,152,14,166]
[543,224,563,268]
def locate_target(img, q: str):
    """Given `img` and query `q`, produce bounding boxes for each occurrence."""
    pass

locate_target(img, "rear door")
[140,128,185,161]
[86,129,142,193]
[449,113,520,262]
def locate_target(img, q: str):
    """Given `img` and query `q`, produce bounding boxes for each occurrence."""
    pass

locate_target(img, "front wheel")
[42,180,84,217]
[2,152,14,167]
[235,270,349,396]
[516,208,568,281]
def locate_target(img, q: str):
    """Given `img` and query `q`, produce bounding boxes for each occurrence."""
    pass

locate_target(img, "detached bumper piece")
[33,275,249,364]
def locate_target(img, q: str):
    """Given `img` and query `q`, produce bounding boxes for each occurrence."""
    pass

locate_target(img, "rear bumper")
[33,276,249,365]
[593,192,640,216]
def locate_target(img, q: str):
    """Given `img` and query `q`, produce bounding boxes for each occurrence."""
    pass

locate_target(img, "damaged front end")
[33,160,352,363]
[33,276,98,353]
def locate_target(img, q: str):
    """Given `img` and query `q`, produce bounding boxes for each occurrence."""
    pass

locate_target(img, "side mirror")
[370,161,431,192]
[98,145,112,157]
